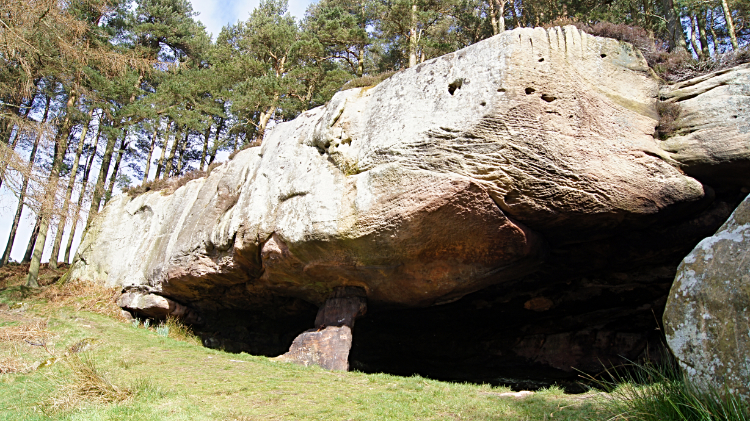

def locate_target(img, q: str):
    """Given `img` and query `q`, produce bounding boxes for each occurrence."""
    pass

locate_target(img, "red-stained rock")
[275,326,353,371]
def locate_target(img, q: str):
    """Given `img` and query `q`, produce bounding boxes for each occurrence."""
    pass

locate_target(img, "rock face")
[664,194,750,400]
[69,26,750,383]
[659,64,750,188]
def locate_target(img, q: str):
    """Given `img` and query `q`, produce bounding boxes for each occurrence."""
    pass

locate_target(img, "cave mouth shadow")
[191,273,670,395]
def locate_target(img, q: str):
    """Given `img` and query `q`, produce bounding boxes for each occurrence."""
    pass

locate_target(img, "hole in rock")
[538,58,544,62]
[600,53,607,58]
[541,94,556,102]
[480,101,487,106]
[448,78,464,95]
[525,87,536,95]
[497,88,506,92]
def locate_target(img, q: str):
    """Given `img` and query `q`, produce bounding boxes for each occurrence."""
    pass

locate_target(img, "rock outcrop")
[659,64,750,188]
[69,26,750,384]
[664,194,750,400]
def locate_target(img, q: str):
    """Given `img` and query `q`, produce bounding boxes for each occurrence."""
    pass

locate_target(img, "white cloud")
[190,0,316,40]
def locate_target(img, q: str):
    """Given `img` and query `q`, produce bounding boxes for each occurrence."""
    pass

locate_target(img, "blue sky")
[190,0,317,39]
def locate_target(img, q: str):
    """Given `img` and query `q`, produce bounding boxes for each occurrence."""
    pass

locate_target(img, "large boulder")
[664,194,750,400]
[68,26,750,382]
[70,26,704,307]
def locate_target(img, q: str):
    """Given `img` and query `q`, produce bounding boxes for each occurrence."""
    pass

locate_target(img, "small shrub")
[123,168,208,198]
[341,71,396,90]
[156,324,169,337]
[228,143,256,160]
[0,356,27,374]
[164,316,200,344]
[0,318,50,343]
[655,101,681,140]
[207,160,224,176]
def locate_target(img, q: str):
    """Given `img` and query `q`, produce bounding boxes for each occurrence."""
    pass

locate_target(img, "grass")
[0,266,610,420]
[4,267,746,420]
[0,308,607,420]
[588,353,750,421]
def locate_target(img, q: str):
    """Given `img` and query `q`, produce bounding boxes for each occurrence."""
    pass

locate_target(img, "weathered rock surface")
[274,326,353,371]
[117,289,203,324]
[664,194,750,400]
[71,26,704,305]
[660,64,750,188]
[68,26,750,383]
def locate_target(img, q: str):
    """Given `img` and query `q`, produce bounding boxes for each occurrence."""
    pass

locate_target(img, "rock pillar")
[275,287,367,371]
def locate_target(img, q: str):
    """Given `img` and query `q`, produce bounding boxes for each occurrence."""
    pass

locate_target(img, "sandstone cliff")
[69,26,750,385]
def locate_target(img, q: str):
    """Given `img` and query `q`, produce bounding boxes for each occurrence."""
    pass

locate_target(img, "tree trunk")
[662,0,688,53]
[408,3,418,68]
[0,92,51,266]
[104,132,128,205]
[0,97,35,190]
[155,122,172,179]
[720,0,739,50]
[208,118,224,168]
[22,216,41,263]
[27,89,77,287]
[17,93,53,266]
[199,124,211,171]
[63,117,102,264]
[142,123,158,184]
[163,127,180,178]
[689,15,703,58]
[1,113,44,267]
[357,47,364,78]
[7,96,33,148]
[510,0,519,29]
[49,107,94,269]
[497,0,506,32]
[176,130,189,175]
[696,10,710,58]
[84,123,118,231]
[257,98,277,144]
[489,0,498,36]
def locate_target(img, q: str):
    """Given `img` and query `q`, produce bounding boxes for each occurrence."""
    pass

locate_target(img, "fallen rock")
[274,326,353,371]
[664,194,750,401]
[278,286,366,370]
[117,291,202,324]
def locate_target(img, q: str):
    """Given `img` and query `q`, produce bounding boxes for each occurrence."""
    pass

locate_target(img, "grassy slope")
[0,266,608,421]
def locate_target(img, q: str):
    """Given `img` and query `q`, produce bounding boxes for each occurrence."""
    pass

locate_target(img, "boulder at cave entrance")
[665,193,750,401]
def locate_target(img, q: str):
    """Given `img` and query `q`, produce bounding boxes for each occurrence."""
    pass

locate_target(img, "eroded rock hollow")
[70,26,750,388]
